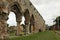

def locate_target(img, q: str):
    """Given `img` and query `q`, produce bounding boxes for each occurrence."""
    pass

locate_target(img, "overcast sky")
[7,0,60,26]
[30,0,60,26]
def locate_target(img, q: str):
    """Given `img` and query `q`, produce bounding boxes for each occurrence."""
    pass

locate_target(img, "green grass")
[9,31,60,40]
[9,32,15,36]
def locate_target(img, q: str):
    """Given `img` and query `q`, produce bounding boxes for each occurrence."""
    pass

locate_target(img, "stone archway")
[30,14,35,33]
[24,9,30,34]
[9,2,22,36]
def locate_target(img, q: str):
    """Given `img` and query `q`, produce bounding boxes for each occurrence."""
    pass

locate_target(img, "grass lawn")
[9,31,60,40]
[9,32,15,36]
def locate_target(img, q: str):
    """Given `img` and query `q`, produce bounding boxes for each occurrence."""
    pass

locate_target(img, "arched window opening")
[24,9,30,25]
[30,14,35,33]
[10,2,22,23]
[7,11,17,35]
[24,9,30,34]
[9,2,23,35]
[7,11,17,27]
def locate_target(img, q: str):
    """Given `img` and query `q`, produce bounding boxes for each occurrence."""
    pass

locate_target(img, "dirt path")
[55,31,60,35]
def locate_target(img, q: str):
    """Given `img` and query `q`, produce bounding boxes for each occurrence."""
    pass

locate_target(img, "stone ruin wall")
[0,0,46,40]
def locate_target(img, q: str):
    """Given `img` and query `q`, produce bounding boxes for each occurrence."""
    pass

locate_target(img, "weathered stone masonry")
[0,0,46,40]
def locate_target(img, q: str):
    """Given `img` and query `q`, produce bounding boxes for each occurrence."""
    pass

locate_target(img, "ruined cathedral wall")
[25,0,46,32]
[36,13,46,31]
[4,0,45,32]
[33,8,46,32]
[18,0,27,13]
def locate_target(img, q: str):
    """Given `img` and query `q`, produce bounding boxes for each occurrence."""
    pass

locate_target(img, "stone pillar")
[31,25,34,33]
[25,22,30,34]
[16,22,21,36]
[0,1,9,40]
[0,20,8,40]
[0,12,8,40]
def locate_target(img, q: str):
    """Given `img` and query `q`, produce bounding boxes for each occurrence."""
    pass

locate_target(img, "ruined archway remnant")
[0,0,46,39]
[24,9,30,34]
[10,2,22,36]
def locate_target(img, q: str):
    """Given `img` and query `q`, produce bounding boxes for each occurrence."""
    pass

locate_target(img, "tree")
[54,16,60,26]
[54,16,60,30]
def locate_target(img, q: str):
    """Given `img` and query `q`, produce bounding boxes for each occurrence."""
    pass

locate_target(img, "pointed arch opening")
[24,9,30,25]
[24,9,30,34]
[7,11,17,27]
[8,2,22,35]
[10,2,22,23]
[30,14,35,33]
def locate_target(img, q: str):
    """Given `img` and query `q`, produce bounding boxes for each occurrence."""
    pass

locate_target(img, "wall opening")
[7,11,17,27]
[7,2,22,36]
[24,9,30,34]
[24,9,30,25]
[30,14,35,33]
